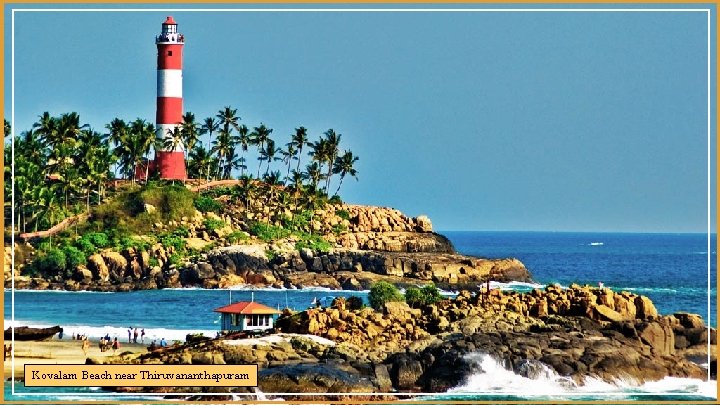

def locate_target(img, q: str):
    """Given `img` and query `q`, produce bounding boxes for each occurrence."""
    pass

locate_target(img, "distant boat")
[5,325,63,341]
[309,296,336,308]
[589,242,604,246]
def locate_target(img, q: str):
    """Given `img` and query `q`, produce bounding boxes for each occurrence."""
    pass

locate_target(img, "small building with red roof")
[214,301,281,332]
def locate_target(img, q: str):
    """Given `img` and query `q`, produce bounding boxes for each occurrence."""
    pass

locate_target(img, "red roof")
[163,16,177,25]
[214,301,280,315]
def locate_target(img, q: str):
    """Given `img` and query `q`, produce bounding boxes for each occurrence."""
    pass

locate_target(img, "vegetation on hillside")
[3,107,360,277]
[3,107,359,237]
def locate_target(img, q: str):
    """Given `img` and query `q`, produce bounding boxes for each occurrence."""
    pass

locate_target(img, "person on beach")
[112,337,120,354]
[141,328,145,343]
[133,328,139,343]
[160,337,167,347]
[127,327,132,343]
[81,337,90,357]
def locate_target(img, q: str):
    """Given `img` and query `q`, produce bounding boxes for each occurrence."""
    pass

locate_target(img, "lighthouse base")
[156,151,187,180]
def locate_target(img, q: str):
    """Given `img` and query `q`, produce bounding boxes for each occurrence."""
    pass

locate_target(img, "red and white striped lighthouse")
[155,16,187,180]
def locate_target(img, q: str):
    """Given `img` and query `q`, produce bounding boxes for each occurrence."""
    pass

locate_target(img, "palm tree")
[250,124,273,179]
[211,128,237,180]
[163,126,184,153]
[3,119,10,138]
[290,126,309,172]
[106,118,129,178]
[322,129,342,192]
[237,124,250,177]
[216,106,241,135]
[303,161,324,192]
[181,112,200,160]
[332,150,359,196]
[258,138,280,176]
[130,118,157,181]
[188,145,216,180]
[201,116,219,150]
[280,143,298,182]
[308,138,330,192]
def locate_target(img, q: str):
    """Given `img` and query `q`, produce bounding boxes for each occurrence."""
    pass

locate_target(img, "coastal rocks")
[86,254,110,282]
[415,215,432,233]
[259,364,374,393]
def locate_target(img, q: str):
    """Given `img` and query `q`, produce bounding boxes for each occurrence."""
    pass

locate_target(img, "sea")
[3,231,717,401]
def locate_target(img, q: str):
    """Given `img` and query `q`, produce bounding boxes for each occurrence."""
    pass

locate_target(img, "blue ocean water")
[445,231,717,325]
[4,231,717,401]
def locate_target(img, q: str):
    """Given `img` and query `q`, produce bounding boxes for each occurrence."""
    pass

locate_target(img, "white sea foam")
[447,352,716,399]
[489,280,546,291]
[4,319,215,343]
[588,242,604,246]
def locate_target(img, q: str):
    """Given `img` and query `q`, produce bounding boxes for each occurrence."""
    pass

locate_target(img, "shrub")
[35,248,66,275]
[118,236,152,252]
[346,296,364,310]
[75,238,96,256]
[331,223,348,236]
[136,184,196,221]
[250,223,291,242]
[405,284,444,308]
[295,233,332,253]
[203,218,225,232]
[227,231,249,244]
[195,196,222,213]
[62,246,86,271]
[159,234,186,253]
[86,232,110,249]
[172,226,190,238]
[368,281,404,311]
[336,209,351,221]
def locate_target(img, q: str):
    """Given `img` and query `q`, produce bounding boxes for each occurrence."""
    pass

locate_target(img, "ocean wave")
[3,319,215,343]
[489,281,546,291]
[444,353,716,399]
[588,242,604,246]
[5,289,114,294]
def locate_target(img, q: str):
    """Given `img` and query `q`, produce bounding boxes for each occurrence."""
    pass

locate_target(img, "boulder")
[415,215,433,233]
[638,321,675,356]
[634,296,658,319]
[86,254,110,282]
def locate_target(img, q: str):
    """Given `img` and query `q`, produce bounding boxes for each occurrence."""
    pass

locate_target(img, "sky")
[3,5,716,233]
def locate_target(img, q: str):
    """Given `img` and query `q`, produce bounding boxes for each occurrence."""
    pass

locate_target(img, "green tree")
[289,126,309,172]
[250,124,273,179]
[368,281,404,311]
[180,112,200,160]
[321,129,342,193]
[332,150,359,197]
[404,284,443,308]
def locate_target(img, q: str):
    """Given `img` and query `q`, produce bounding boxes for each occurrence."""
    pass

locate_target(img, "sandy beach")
[4,339,149,380]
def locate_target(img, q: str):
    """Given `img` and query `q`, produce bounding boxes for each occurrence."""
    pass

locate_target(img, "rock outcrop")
[95,287,715,397]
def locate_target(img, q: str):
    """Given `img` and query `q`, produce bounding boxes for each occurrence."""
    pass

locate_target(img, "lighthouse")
[154,16,187,180]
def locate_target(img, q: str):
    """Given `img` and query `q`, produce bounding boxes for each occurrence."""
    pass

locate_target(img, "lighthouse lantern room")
[154,16,187,180]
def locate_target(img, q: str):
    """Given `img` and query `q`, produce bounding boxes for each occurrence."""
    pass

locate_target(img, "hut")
[214,301,281,332]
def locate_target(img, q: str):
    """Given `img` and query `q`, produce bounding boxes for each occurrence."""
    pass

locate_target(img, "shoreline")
[4,339,149,380]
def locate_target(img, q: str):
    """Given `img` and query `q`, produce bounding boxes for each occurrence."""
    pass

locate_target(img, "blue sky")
[3,5,716,232]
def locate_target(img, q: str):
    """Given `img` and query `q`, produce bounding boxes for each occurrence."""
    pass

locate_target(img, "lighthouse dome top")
[162,16,177,25]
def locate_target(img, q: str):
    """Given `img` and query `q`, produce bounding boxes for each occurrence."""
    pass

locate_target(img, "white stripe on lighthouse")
[157,69,183,98]
[156,124,185,152]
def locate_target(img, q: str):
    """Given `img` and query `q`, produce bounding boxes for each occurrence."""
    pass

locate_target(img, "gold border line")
[2,2,717,405]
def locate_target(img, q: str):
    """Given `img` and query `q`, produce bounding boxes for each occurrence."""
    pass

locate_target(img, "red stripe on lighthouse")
[156,97,183,124]
[157,44,183,69]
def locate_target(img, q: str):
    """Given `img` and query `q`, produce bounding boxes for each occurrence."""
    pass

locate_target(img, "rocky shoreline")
[89,285,715,399]
[7,205,532,292]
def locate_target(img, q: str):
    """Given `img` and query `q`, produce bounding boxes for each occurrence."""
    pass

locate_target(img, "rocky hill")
[6,204,531,291]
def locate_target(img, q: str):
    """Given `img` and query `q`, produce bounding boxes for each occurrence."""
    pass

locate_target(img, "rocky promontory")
[93,285,715,399]
[8,204,531,291]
